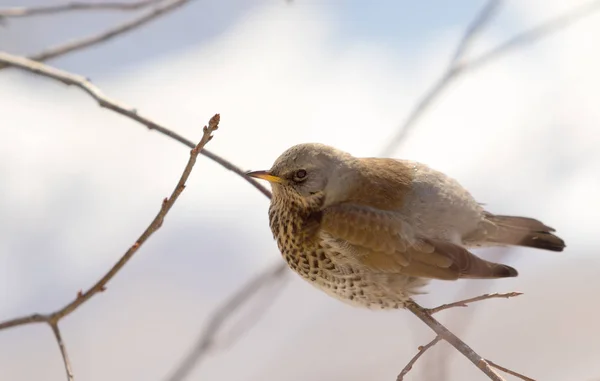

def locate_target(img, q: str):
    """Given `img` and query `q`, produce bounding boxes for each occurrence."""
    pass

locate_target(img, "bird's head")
[247,143,357,204]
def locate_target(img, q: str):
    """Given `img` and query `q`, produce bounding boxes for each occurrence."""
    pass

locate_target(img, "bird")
[246,143,565,309]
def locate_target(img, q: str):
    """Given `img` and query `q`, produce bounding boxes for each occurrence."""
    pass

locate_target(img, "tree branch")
[449,0,500,66]
[0,313,47,330]
[0,0,196,70]
[49,322,75,381]
[165,262,288,381]
[405,300,506,381]
[487,359,537,381]
[0,49,287,380]
[381,0,600,155]
[404,296,537,381]
[0,114,221,379]
[380,0,501,156]
[0,0,162,18]
[0,51,271,199]
[464,0,600,73]
[397,335,442,381]
[425,292,522,315]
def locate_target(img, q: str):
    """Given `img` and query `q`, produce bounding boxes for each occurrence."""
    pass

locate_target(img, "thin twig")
[0,0,162,18]
[0,51,271,199]
[464,0,600,72]
[49,322,74,381]
[0,114,220,332]
[0,0,195,70]
[425,292,522,315]
[380,0,501,156]
[449,0,501,65]
[214,266,289,352]
[381,0,600,155]
[165,262,288,381]
[397,335,442,381]
[487,359,537,381]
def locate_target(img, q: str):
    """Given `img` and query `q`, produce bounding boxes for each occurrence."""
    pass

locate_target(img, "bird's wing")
[319,203,517,280]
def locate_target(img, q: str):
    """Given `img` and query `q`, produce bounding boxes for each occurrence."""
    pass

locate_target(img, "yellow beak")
[246,170,284,184]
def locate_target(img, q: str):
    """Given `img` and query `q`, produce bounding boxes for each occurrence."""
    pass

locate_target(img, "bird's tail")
[483,213,566,252]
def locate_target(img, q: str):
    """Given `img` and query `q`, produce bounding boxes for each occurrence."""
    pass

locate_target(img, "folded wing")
[320,203,518,280]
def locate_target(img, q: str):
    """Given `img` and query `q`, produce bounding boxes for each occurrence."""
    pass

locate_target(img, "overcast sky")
[1,1,600,380]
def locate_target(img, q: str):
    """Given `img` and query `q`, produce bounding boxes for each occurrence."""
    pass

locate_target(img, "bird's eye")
[293,169,308,182]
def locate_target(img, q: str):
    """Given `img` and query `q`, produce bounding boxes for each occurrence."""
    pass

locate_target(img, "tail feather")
[484,213,566,252]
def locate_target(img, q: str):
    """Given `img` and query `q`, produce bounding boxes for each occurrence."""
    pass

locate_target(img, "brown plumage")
[247,143,566,309]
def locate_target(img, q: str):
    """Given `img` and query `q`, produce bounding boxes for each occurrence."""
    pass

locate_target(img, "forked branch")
[0,114,221,380]
[405,300,505,381]
[400,294,533,381]
[381,0,600,155]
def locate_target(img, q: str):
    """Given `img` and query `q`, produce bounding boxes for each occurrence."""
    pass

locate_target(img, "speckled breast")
[267,200,413,309]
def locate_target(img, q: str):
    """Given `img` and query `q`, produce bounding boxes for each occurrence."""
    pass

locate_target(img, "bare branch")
[0,313,47,330]
[406,297,538,381]
[0,113,219,381]
[0,51,271,199]
[465,0,600,73]
[397,335,442,381]
[487,359,537,381]
[0,0,195,70]
[0,0,162,18]
[381,0,600,156]
[166,262,288,381]
[405,300,506,381]
[379,0,501,156]
[449,0,501,65]
[49,322,74,381]
[425,292,522,315]
[214,266,289,352]
[0,113,220,331]
[0,50,286,380]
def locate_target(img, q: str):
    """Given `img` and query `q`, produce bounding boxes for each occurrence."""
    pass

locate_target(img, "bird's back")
[353,158,564,252]
[355,158,484,244]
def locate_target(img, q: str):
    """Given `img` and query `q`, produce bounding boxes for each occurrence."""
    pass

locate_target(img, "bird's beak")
[246,170,284,184]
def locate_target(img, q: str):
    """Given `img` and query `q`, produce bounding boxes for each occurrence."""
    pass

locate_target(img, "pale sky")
[1,1,600,380]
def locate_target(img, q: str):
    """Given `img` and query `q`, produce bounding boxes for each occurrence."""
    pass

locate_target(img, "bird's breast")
[267,201,343,281]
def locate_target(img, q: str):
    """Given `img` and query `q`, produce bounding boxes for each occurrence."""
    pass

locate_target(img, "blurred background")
[1,0,600,380]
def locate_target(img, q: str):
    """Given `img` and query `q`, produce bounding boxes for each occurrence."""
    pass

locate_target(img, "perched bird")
[247,143,565,309]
